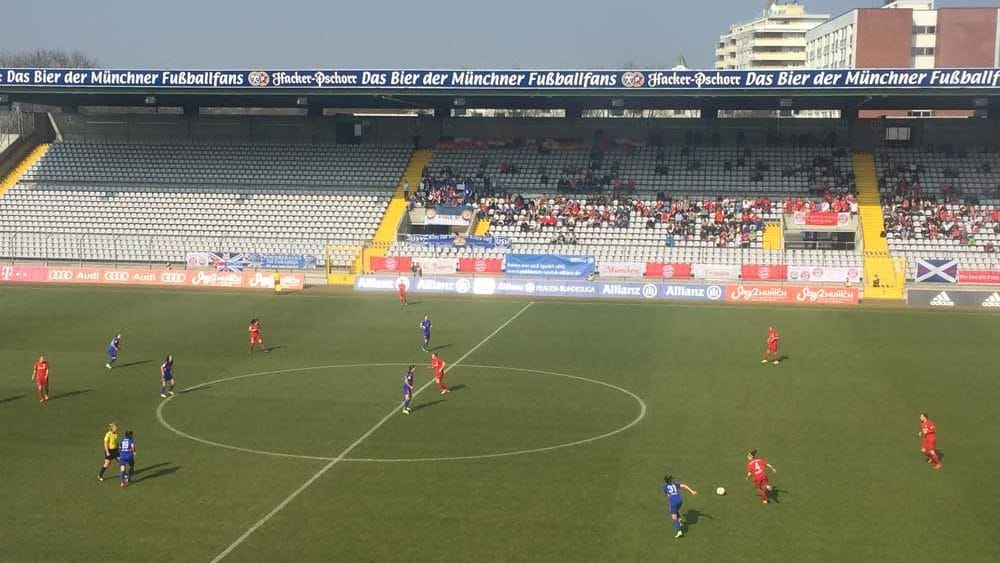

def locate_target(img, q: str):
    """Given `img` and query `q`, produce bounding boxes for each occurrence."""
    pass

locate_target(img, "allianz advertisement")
[354,275,724,301]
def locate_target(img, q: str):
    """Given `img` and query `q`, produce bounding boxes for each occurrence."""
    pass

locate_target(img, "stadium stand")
[877,147,1000,278]
[422,145,854,197]
[0,142,411,266]
[1,143,49,197]
[390,143,862,270]
[21,142,407,188]
[363,149,435,272]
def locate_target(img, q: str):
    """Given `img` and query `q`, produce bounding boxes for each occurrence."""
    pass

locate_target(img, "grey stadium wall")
[50,113,1000,150]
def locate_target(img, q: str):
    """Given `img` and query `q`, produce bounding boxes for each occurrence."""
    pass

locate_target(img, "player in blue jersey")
[419,314,432,352]
[105,333,122,370]
[118,431,135,489]
[159,355,175,398]
[662,474,699,539]
[401,364,415,415]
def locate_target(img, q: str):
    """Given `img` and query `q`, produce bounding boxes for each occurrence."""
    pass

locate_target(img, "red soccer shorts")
[922,436,936,451]
[36,378,48,388]
[767,343,778,353]
[753,476,769,489]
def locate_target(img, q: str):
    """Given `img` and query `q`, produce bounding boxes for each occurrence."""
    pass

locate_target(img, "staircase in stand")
[853,152,905,300]
[762,222,783,251]
[0,143,49,198]
[473,217,491,236]
[328,149,433,285]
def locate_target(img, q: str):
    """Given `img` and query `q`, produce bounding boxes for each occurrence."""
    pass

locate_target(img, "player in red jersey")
[918,413,942,469]
[429,352,449,394]
[397,281,408,306]
[31,355,50,403]
[745,449,777,504]
[761,326,780,365]
[248,318,267,354]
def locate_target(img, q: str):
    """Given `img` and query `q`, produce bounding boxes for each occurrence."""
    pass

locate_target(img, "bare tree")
[0,49,98,68]
[0,49,98,142]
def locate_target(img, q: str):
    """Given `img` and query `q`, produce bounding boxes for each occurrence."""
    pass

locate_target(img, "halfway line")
[208,301,535,562]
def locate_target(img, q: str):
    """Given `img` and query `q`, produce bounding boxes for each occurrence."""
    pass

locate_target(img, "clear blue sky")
[2,0,997,69]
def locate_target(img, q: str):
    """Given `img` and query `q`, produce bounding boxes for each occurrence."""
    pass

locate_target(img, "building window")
[911,47,935,56]
[912,25,936,34]
[906,110,932,118]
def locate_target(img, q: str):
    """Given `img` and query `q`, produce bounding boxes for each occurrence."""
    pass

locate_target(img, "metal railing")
[4,231,997,280]
[0,231,331,268]
[389,244,859,264]
[0,110,36,141]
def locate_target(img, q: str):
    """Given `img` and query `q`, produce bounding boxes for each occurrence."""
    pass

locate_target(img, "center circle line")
[156,362,646,463]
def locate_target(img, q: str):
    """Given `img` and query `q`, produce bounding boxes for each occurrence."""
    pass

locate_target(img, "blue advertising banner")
[405,234,511,249]
[245,253,317,269]
[353,275,725,301]
[505,254,596,278]
[3,68,1000,91]
[187,252,317,270]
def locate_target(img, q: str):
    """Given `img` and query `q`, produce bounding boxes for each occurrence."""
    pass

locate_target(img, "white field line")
[208,301,535,563]
[157,363,646,464]
[156,363,416,462]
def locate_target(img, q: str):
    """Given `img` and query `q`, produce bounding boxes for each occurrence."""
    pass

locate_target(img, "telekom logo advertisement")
[0,265,48,282]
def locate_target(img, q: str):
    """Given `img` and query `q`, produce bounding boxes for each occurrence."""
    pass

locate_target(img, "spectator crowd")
[879,149,999,251]
[408,165,480,209]
[479,193,779,249]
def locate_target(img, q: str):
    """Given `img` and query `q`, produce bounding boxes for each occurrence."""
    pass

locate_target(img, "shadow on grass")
[411,399,445,412]
[178,386,211,395]
[430,344,452,352]
[135,464,180,483]
[50,389,91,401]
[684,509,714,528]
[116,359,154,369]
[769,487,789,503]
[132,462,170,476]
[0,394,26,405]
[263,346,283,353]
[449,384,467,392]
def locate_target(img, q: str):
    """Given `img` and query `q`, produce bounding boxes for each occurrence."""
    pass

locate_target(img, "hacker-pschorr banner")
[3,68,1000,90]
[908,289,1000,309]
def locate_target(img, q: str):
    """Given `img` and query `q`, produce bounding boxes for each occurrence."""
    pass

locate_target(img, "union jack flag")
[209,252,246,273]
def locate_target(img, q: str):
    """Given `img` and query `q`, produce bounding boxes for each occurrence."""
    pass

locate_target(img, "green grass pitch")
[2,285,1000,562]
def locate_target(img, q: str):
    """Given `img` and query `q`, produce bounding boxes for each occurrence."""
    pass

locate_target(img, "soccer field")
[2,285,999,563]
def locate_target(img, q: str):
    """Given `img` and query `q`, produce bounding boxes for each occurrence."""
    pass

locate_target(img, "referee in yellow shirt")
[98,422,119,482]
[272,271,282,295]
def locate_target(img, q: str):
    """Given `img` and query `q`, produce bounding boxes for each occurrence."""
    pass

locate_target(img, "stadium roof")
[2,68,999,112]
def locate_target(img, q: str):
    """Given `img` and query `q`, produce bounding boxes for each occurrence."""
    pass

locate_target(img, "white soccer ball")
[716,486,726,496]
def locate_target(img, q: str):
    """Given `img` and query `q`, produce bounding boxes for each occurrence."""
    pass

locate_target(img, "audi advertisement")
[0,266,305,290]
